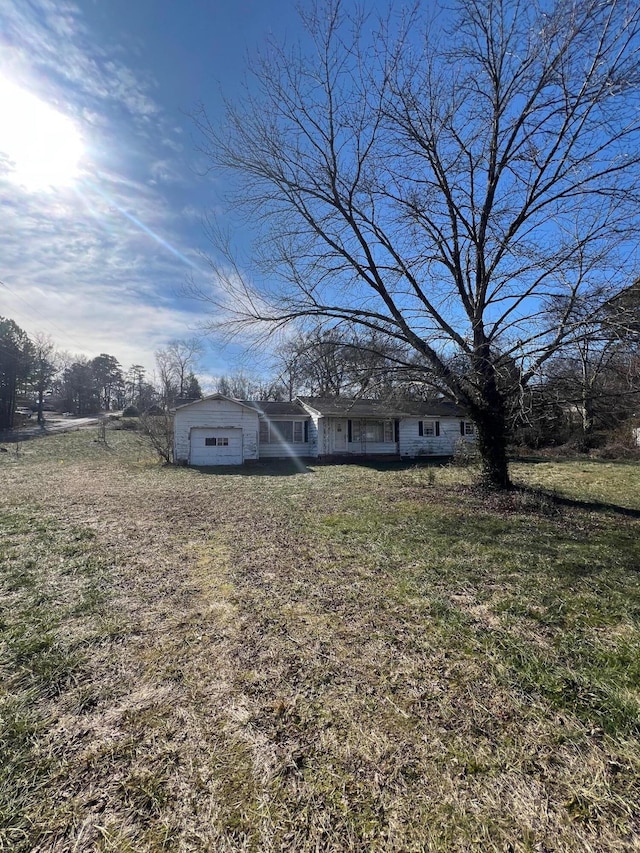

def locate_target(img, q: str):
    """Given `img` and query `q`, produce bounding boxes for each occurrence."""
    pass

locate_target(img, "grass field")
[1,429,639,852]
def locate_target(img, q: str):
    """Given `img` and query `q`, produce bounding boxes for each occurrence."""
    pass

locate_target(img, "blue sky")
[0,0,298,384]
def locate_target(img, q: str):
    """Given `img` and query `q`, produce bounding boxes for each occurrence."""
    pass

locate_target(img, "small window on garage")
[205,436,229,446]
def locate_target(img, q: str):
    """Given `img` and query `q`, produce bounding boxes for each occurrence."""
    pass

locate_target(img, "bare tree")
[274,325,427,400]
[194,0,640,488]
[31,333,57,424]
[216,370,283,400]
[167,338,204,400]
[139,411,174,464]
[155,348,179,409]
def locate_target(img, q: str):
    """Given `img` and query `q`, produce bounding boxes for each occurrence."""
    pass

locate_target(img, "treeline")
[0,317,203,430]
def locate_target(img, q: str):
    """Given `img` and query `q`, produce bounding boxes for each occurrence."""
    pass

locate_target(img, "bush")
[449,438,480,467]
[108,418,139,431]
[589,422,640,460]
[122,405,139,418]
[139,412,174,464]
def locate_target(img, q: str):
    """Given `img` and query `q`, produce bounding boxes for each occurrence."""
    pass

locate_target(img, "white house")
[173,394,475,466]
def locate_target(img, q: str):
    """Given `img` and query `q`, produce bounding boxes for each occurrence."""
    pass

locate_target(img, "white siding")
[304,410,324,456]
[174,398,259,464]
[307,416,319,457]
[399,418,475,457]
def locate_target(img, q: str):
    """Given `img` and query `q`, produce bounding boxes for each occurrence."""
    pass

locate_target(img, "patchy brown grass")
[1,430,639,852]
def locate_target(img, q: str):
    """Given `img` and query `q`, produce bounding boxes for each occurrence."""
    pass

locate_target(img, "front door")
[333,419,347,452]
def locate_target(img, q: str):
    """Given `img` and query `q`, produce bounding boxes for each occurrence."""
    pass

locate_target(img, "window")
[349,419,395,443]
[277,421,294,442]
[363,420,384,442]
[419,420,440,437]
[259,419,308,443]
[464,421,475,436]
[205,436,229,446]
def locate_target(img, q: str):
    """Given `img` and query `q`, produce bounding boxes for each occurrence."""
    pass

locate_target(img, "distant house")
[173,393,475,466]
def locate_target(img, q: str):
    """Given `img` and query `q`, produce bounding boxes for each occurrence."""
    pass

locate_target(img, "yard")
[1,430,639,852]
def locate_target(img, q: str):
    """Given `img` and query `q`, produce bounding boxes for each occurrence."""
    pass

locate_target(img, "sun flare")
[0,75,84,191]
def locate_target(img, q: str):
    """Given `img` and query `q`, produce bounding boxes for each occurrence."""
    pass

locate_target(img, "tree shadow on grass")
[546,491,640,520]
[189,456,453,477]
[192,459,317,477]
[319,456,452,472]
[469,481,640,521]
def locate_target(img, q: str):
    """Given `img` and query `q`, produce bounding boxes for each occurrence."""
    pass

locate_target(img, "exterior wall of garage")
[174,397,259,464]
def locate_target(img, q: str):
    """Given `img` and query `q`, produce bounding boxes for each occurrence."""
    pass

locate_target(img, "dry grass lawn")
[1,429,639,852]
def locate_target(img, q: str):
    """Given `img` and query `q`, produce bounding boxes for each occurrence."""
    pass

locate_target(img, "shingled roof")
[297,397,467,418]
[241,400,310,417]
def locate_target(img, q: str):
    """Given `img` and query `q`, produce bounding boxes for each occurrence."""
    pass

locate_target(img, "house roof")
[297,396,467,418]
[174,394,466,419]
[173,393,256,412]
[241,400,310,417]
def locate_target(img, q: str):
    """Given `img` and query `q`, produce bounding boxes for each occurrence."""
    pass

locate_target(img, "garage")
[189,427,243,466]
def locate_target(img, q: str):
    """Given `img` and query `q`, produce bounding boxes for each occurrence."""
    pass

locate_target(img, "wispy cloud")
[0,0,159,124]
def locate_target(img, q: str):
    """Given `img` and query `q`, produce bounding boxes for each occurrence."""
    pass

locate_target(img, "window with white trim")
[205,436,229,446]
[259,419,308,443]
[349,419,395,443]
[464,422,475,436]
[419,420,440,437]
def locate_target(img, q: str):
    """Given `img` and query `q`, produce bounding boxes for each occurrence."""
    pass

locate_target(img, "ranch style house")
[173,394,476,466]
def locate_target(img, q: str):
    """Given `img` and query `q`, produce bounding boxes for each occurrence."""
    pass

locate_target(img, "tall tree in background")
[125,364,157,411]
[196,0,640,487]
[155,348,179,409]
[62,359,100,416]
[155,339,204,406]
[91,354,124,411]
[31,333,57,424]
[275,326,420,400]
[0,317,33,430]
[184,372,203,399]
[216,371,282,401]
[167,338,204,400]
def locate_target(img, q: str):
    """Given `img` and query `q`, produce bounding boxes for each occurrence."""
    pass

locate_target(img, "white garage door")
[190,428,243,466]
